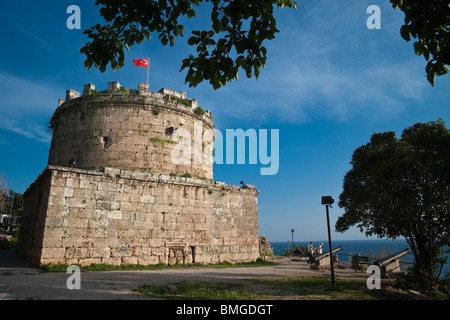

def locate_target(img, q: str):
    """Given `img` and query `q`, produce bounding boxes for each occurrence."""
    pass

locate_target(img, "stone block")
[58,98,66,107]
[104,167,121,176]
[72,188,93,200]
[138,82,149,94]
[65,177,79,188]
[89,247,110,258]
[43,226,66,238]
[41,237,63,248]
[137,255,159,265]
[108,81,121,92]
[79,258,102,266]
[121,256,139,264]
[61,237,83,248]
[111,246,131,257]
[63,187,74,198]
[65,247,88,258]
[48,195,65,207]
[66,89,80,100]
[49,186,66,197]
[83,83,95,96]
[101,257,122,265]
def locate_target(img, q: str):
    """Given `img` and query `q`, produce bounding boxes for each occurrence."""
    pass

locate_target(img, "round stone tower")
[48,82,215,180]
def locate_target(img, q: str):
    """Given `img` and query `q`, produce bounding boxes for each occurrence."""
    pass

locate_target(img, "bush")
[0,237,17,251]
[194,106,205,116]
[279,244,308,256]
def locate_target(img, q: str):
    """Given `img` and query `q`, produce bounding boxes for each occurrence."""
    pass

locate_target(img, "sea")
[270,238,450,278]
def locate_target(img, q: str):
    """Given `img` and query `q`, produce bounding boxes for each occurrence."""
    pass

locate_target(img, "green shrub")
[194,106,205,116]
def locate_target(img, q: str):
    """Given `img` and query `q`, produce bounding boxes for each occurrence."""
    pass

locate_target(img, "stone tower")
[17,82,260,267]
[48,82,214,180]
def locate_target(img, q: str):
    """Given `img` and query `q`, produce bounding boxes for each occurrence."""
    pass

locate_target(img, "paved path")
[0,251,368,300]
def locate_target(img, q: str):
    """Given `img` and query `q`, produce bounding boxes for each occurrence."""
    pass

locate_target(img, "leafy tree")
[80,0,297,90]
[390,0,450,86]
[81,1,449,89]
[336,119,450,292]
[1,190,24,218]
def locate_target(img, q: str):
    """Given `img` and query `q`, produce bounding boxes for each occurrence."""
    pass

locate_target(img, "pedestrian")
[307,242,314,264]
[318,243,323,255]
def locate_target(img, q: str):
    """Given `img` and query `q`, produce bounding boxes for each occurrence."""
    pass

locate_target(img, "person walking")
[307,242,315,264]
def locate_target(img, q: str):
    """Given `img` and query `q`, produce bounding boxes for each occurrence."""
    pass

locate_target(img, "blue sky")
[0,1,449,242]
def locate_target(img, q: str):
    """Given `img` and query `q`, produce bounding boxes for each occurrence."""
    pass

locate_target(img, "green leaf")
[212,20,220,33]
[187,9,196,18]
[400,25,411,41]
[427,70,435,86]
[414,41,426,55]
[187,36,198,45]
[434,63,449,76]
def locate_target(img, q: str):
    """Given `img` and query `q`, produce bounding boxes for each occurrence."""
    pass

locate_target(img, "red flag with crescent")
[133,58,149,70]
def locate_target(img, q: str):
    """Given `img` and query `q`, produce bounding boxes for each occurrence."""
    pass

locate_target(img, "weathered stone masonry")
[18,82,261,267]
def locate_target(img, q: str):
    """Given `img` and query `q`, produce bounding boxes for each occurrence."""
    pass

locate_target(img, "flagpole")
[1,184,6,214]
[147,58,150,84]
[9,193,14,215]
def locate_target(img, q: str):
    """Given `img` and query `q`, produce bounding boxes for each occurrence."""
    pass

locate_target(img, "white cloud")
[0,72,59,112]
[198,0,429,127]
[0,118,51,143]
[0,71,58,143]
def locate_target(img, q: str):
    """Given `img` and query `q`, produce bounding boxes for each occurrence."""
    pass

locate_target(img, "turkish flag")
[133,58,149,70]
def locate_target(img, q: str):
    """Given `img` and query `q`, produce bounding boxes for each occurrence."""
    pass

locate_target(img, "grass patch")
[134,277,399,300]
[40,258,278,272]
[150,137,176,145]
[134,281,273,300]
[41,263,167,272]
[172,96,190,107]
[248,276,399,300]
[194,106,206,116]
[0,238,17,251]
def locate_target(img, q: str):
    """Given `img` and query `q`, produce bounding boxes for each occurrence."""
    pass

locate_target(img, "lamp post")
[321,196,336,290]
[291,229,294,250]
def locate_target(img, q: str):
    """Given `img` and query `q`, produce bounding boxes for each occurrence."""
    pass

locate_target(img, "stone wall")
[259,236,274,258]
[18,165,260,267]
[17,169,52,267]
